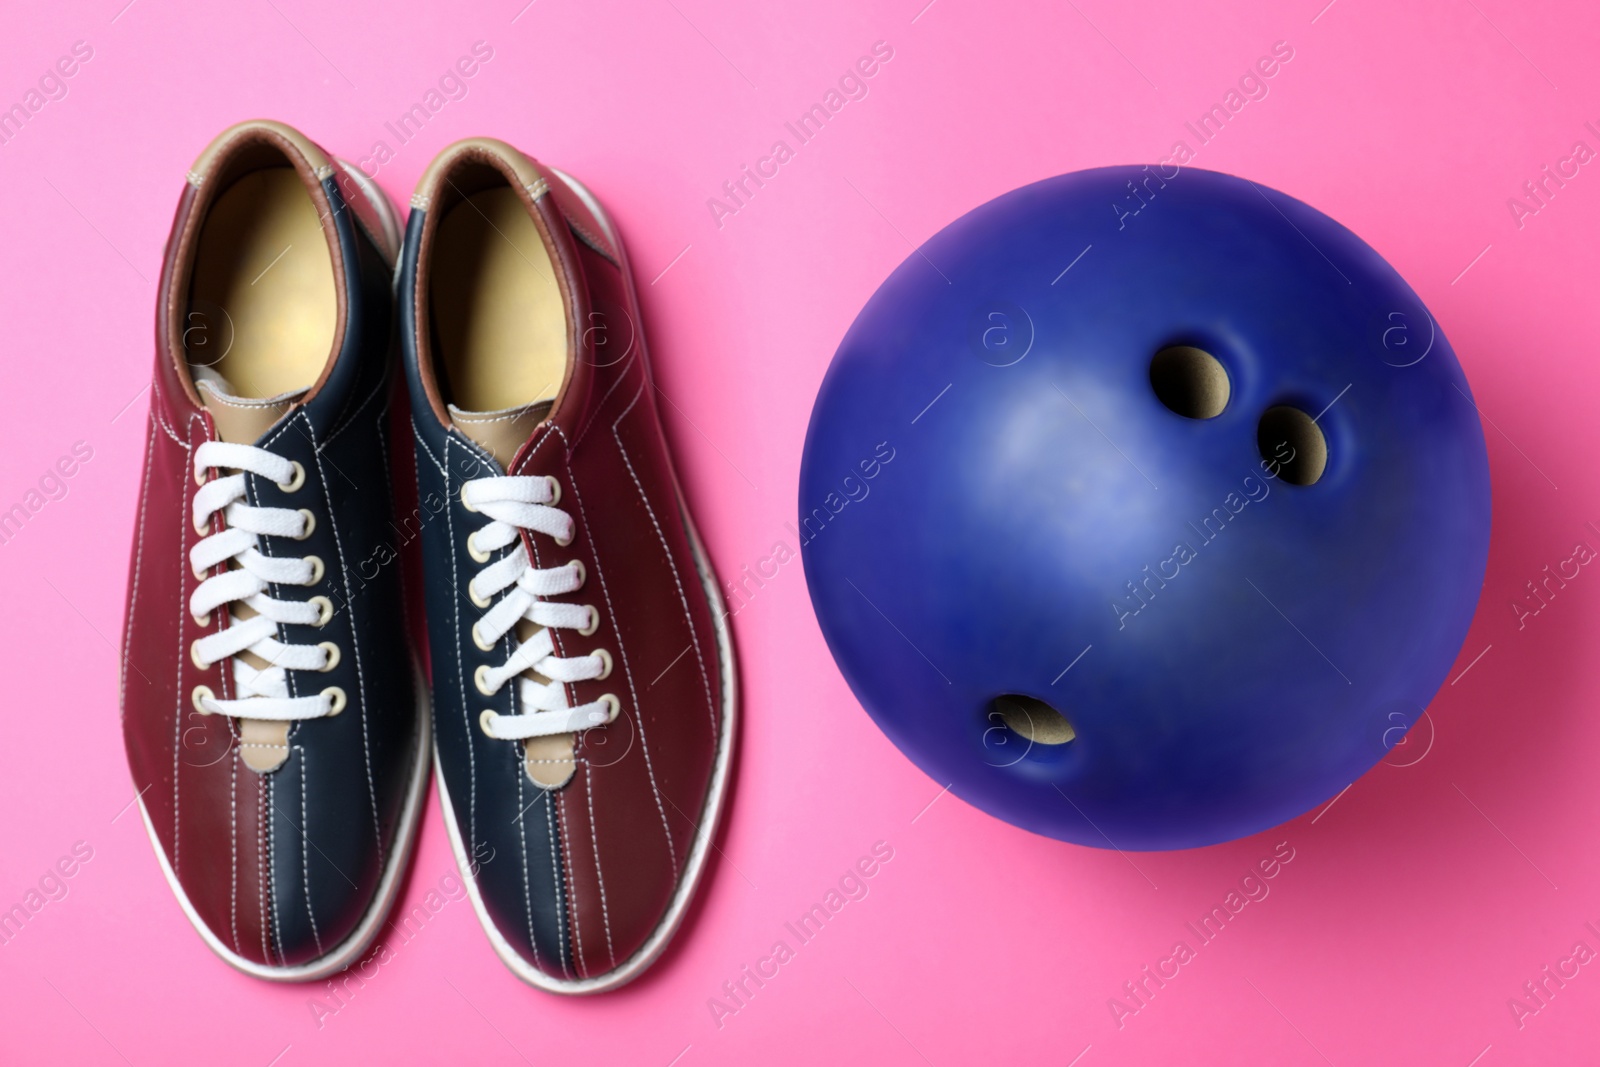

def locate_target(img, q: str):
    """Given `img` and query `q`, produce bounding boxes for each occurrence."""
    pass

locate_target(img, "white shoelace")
[188,441,342,721]
[462,475,617,741]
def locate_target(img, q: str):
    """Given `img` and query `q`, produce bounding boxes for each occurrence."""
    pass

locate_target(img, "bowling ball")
[800,166,1489,850]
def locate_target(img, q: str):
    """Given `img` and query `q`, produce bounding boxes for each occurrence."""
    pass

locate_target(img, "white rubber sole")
[434,167,740,995]
[139,663,433,982]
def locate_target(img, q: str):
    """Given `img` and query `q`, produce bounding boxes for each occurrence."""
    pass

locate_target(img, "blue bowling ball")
[800,166,1490,850]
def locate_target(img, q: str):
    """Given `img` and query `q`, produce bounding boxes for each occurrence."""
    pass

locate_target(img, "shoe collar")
[157,119,352,435]
[404,137,595,452]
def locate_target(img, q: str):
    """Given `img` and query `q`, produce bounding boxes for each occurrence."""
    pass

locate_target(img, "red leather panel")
[510,230,724,973]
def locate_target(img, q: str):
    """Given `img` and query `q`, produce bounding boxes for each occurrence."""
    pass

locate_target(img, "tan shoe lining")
[429,186,567,412]
[187,166,336,399]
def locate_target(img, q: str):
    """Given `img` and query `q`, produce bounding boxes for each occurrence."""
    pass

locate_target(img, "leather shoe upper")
[120,120,425,979]
[399,138,735,993]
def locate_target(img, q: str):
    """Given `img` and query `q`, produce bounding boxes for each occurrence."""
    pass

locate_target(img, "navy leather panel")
[398,208,571,975]
[259,176,420,966]
[302,175,387,437]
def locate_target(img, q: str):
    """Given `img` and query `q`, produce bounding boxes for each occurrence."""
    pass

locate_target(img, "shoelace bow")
[188,441,343,721]
[462,474,617,740]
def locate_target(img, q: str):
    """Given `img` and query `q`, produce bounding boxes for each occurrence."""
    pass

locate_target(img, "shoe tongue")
[449,401,552,470]
[192,370,302,773]
[450,397,573,789]
[195,371,304,444]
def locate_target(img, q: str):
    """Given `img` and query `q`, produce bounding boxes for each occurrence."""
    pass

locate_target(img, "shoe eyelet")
[593,648,613,680]
[278,461,306,493]
[323,686,347,716]
[466,531,491,564]
[597,693,621,724]
[317,641,340,672]
[459,483,478,513]
[472,624,495,652]
[309,595,334,627]
[293,509,317,540]
[554,525,575,548]
[193,464,208,487]
[304,555,325,585]
[191,685,214,715]
[578,605,600,637]
[189,641,209,670]
[568,559,586,588]
[469,581,492,609]
[545,476,561,506]
[193,511,212,537]
[474,664,495,696]
[478,708,498,737]
[192,609,210,628]
[192,560,208,582]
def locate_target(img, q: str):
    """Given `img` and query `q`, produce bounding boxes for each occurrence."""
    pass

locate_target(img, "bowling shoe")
[398,138,736,993]
[121,119,429,979]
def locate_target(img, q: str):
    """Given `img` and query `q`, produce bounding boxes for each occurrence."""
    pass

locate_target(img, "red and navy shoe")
[120,120,429,980]
[398,138,737,993]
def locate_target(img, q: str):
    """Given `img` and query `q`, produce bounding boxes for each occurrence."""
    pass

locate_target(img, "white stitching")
[314,412,383,862]
[174,415,204,874]
[268,774,287,968]
[544,796,572,978]
[298,744,323,956]
[518,772,539,964]
[613,389,717,743]
[203,391,282,412]
[584,766,615,968]
[121,414,157,711]
[151,382,184,444]
[412,422,446,476]
[267,411,385,863]
[230,755,239,953]
[321,378,387,448]
[444,435,479,852]
[452,407,540,427]
[567,351,638,449]
[558,789,585,977]
[559,417,679,881]
[507,429,578,977]
[258,775,271,965]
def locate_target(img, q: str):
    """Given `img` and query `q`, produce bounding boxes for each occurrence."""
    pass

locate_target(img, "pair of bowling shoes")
[119,119,736,993]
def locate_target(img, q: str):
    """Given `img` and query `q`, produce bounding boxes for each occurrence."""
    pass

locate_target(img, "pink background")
[2,0,1598,1062]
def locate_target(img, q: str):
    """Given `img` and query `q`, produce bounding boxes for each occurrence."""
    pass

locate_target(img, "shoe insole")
[188,166,336,399]
[430,187,567,413]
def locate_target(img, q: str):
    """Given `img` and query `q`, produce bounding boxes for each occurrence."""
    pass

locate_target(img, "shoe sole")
[434,167,740,995]
[137,169,433,982]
